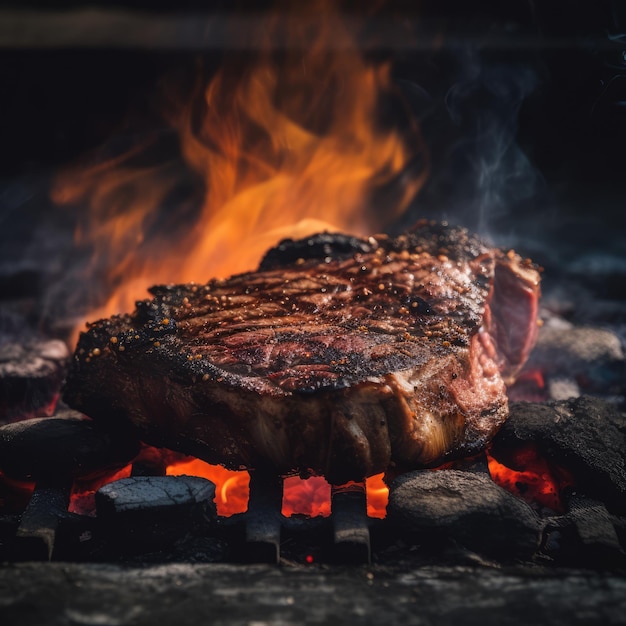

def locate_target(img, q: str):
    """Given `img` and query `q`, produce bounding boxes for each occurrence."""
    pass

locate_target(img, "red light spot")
[305,554,314,564]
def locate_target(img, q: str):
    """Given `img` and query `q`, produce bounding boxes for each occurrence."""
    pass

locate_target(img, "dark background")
[1,1,624,174]
[1,0,625,333]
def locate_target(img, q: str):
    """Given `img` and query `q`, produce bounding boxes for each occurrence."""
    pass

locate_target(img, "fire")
[52,0,425,328]
[365,473,389,518]
[69,464,133,516]
[282,476,331,518]
[507,368,548,402]
[487,444,574,512]
[280,474,388,518]
[56,444,389,519]
[52,1,424,520]
[167,456,388,519]
[166,458,250,517]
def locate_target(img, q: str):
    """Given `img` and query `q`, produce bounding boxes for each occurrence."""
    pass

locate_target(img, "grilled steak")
[64,221,540,484]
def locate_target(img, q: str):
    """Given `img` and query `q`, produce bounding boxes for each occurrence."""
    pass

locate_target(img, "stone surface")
[546,377,581,401]
[524,326,625,396]
[0,562,624,626]
[387,469,542,560]
[528,326,624,375]
[0,413,139,482]
[491,397,626,511]
[0,339,68,420]
[568,496,621,550]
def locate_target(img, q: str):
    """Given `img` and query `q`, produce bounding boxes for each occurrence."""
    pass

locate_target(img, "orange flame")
[167,457,388,518]
[281,475,389,518]
[365,473,389,518]
[52,1,425,329]
[52,1,423,519]
[166,458,250,517]
[59,446,388,519]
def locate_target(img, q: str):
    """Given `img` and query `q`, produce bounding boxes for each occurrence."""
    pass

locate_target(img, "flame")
[507,368,548,403]
[52,0,425,330]
[62,445,390,519]
[365,473,389,518]
[166,458,250,517]
[280,473,389,518]
[166,459,388,518]
[487,444,574,513]
[52,1,424,518]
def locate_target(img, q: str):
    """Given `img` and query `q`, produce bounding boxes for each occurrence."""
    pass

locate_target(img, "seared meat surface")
[64,221,540,483]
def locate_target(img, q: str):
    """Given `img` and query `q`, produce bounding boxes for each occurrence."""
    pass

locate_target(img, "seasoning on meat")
[64,221,541,484]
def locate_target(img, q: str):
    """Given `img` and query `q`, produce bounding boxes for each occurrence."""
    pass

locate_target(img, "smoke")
[402,45,545,238]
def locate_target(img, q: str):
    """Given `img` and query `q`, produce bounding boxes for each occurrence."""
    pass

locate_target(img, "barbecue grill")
[1,1,625,624]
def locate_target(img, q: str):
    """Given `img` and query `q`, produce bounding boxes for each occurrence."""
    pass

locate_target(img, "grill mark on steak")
[64,221,541,483]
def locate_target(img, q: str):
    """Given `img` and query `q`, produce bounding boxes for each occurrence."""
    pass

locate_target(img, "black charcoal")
[97,476,215,516]
[542,495,625,567]
[525,326,625,395]
[0,413,139,482]
[492,397,626,511]
[568,494,622,552]
[95,476,216,551]
[387,469,542,560]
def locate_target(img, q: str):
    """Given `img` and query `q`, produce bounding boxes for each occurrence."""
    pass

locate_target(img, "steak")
[64,221,541,484]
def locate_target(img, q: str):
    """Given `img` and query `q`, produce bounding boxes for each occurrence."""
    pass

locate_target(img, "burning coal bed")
[0,397,625,569]
[1,240,625,573]
[1,241,626,625]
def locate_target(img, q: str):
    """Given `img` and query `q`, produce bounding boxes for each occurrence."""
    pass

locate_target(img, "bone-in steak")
[64,221,541,484]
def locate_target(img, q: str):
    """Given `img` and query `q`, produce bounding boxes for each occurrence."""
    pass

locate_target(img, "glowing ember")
[68,464,133,516]
[507,368,547,402]
[521,369,545,389]
[166,458,250,517]
[282,476,331,517]
[167,460,388,518]
[39,393,60,418]
[487,444,574,512]
[0,471,35,514]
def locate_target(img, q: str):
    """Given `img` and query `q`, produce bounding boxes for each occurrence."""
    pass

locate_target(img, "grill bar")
[331,482,371,564]
[244,470,283,563]
[16,483,70,561]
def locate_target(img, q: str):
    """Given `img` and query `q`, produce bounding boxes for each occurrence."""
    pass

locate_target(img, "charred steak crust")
[64,221,540,483]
